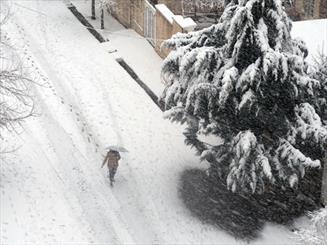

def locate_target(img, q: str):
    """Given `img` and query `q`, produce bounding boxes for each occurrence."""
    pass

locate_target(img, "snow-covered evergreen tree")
[295,208,327,245]
[160,0,327,194]
[312,52,327,124]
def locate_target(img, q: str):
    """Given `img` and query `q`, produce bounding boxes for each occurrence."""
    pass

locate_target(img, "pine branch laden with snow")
[295,208,327,245]
[312,52,327,124]
[160,0,327,194]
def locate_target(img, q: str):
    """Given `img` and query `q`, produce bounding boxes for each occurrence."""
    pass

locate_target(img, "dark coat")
[102,150,121,170]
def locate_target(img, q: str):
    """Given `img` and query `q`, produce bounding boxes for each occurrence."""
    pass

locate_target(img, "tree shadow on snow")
[179,168,322,241]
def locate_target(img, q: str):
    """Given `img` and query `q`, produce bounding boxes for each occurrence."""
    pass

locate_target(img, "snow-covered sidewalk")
[71,0,165,96]
[1,1,299,244]
[71,0,327,97]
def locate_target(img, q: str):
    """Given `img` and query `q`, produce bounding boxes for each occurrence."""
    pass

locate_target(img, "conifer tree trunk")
[322,158,327,206]
[91,0,96,20]
[101,8,104,29]
[193,0,197,18]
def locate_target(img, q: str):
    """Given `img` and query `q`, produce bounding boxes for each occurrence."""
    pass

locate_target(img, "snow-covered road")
[1,1,298,244]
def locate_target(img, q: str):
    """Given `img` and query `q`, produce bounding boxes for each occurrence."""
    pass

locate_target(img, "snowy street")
[0,1,303,244]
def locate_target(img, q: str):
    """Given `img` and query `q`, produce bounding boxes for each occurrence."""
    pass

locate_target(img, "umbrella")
[106,145,129,152]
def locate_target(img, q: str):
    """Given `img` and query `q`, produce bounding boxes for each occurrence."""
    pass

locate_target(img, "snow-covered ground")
[74,0,327,97]
[1,1,302,244]
[71,0,165,96]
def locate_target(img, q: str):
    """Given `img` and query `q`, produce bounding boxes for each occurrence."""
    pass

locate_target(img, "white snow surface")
[292,19,327,63]
[71,0,165,96]
[156,4,175,24]
[173,15,197,31]
[1,1,300,244]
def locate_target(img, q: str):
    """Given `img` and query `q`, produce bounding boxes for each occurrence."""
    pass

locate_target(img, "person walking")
[101,149,121,186]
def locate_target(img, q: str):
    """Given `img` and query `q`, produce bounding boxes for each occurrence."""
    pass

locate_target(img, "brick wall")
[111,0,131,28]
[110,0,145,35]
[155,9,174,58]
[154,4,196,58]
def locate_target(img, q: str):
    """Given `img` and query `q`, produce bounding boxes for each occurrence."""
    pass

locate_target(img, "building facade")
[286,0,327,20]
[109,0,326,58]
[156,0,327,21]
[109,0,196,58]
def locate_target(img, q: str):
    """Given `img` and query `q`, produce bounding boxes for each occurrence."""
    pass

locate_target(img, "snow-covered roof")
[155,4,174,24]
[173,15,197,31]
[292,18,327,63]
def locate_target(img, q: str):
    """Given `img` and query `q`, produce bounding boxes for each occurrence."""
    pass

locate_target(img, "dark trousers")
[109,167,117,183]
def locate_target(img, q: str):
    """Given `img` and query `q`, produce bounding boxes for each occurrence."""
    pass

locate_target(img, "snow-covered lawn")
[1,1,302,244]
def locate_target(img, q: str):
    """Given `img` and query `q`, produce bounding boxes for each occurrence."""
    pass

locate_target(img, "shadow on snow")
[179,168,322,241]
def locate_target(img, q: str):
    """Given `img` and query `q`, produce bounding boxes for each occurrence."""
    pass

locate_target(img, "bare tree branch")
[0,4,36,146]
